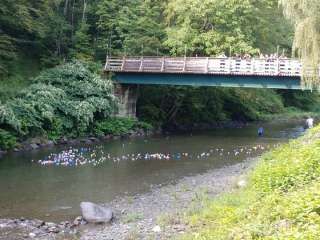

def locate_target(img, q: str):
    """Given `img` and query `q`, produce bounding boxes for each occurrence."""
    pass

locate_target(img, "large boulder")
[80,202,113,223]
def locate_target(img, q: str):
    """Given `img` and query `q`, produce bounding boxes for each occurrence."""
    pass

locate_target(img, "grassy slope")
[181,126,320,239]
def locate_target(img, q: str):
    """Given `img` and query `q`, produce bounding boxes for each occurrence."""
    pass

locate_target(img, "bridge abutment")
[114,84,139,118]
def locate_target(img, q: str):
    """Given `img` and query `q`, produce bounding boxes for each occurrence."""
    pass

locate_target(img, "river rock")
[33,219,45,228]
[152,225,161,233]
[45,222,56,228]
[73,216,83,226]
[58,137,68,145]
[47,140,55,146]
[89,137,99,142]
[68,140,80,145]
[237,179,247,188]
[29,232,37,238]
[30,144,39,150]
[80,202,113,223]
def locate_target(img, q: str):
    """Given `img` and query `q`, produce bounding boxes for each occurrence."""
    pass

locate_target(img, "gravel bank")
[80,159,256,240]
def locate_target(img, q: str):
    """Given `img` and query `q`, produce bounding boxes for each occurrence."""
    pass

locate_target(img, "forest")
[0,0,319,150]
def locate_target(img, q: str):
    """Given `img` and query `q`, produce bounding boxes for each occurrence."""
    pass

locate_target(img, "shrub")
[0,61,117,140]
[0,129,17,150]
[93,117,153,136]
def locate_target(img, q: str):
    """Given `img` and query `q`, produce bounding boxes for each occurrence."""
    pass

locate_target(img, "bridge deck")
[105,56,303,77]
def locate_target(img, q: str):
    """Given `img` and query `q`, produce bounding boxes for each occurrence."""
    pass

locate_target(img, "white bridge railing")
[105,57,306,77]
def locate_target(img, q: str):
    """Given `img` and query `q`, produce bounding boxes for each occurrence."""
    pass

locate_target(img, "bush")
[0,61,117,139]
[93,118,153,136]
[0,129,17,150]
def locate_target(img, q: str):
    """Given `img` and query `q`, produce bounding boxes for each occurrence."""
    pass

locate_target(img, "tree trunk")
[64,0,69,16]
[71,0,75,44]
[82,0,87,23]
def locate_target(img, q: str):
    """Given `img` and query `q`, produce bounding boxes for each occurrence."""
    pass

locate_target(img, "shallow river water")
[0,120,305,222]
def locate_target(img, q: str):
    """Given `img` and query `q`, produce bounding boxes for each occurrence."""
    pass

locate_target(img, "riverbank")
[0,119,154,158]
[175,125,320,239]
[0,159,256,240]
[80,158,257,240]
[261,107,320,122]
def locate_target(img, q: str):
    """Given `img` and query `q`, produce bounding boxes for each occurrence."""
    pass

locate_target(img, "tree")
[0,0,50,76]
[96,0,165,56]
[73,22,94,61]
[279,0,320,88]
[250,0,293,54]
[164,0,259,56]
[120,0,165,55]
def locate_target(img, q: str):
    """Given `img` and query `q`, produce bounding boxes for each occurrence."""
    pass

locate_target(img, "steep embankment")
[179,126,320,239]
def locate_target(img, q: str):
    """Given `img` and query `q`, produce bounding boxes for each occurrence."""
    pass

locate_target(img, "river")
[0,120,305,222]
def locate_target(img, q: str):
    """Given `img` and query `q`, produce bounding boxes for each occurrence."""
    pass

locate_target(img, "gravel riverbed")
[80,159,256,240]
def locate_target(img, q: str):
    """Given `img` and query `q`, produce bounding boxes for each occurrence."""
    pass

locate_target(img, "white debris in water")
[35,143,277,168]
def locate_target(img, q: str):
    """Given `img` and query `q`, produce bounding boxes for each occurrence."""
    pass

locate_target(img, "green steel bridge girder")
[111,72,308,90]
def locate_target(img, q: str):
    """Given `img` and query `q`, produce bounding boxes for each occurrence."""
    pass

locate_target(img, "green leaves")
[164,0,259,56]
[0,129,17,150]
[0,61,116,139]
[96,0,165,56]
[93,117,152,136]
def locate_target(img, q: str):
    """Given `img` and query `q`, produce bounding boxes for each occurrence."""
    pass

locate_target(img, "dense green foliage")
[138,87,285,128]
[0,62,116,146]
[164,0,292,56]
[179,126,320,239]
[93,118,152,136]
[0,129,16,150]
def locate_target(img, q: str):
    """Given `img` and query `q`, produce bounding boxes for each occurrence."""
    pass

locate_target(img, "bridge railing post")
[161,57,165,72]
[276,58,280,75]
[205,57,209,73]
[139,56,144,72]
[105,55,109,70]
[251,59,255,74]
[121,56,126,71]
[228,58,232,74]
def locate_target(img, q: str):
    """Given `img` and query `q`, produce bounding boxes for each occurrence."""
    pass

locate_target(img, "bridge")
[105,56,306,89]
[104,56,313,117]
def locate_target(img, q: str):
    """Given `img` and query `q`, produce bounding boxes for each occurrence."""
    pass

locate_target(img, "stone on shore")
[30,143,39,150]
[80,202,113,223]
[237,179,247,188]
[152,225,161,233]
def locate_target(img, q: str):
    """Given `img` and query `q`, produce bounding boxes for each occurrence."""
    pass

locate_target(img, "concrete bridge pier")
[114,84,139,118]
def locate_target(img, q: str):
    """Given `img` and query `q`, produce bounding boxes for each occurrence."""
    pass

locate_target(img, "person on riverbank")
[258,127,264,137]
[305,117,314,129]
